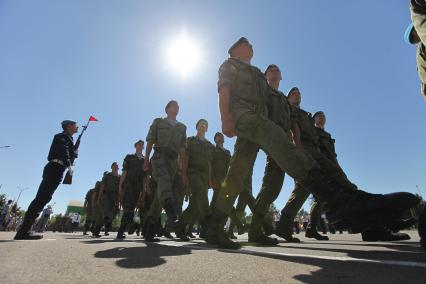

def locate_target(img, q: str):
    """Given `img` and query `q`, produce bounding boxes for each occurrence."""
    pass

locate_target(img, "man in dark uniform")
[116,140,146,239]
[83,187,95,235]
[207,37,419,249]
[15,120,78,240]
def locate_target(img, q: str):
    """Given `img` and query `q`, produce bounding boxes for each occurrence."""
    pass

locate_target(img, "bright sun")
[167,33,201,77]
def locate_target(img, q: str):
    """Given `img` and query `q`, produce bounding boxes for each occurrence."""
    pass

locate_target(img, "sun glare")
[167,33,201,77]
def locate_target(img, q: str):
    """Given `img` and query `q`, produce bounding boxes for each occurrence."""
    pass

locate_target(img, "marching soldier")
[143,100,187,242]
[15,120,79,240]
[83,187,95,235]
[175,119,213,241]
[116,140,146,239]
[207,37,419,249]
[93,163,121,236]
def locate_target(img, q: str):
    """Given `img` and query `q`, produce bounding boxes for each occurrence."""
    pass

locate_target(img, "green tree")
[0,193,6,210]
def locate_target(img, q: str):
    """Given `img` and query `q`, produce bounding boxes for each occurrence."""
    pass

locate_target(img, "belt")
[50,159,64,166]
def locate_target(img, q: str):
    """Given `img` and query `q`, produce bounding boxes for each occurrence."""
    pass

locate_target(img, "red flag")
[89,116,98,122]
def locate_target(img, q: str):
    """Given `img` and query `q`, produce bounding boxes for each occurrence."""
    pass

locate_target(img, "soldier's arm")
[292,123,303,149]
[144,141,153,171]
[219,85,235,138]
[97,182,105,202]
[91,191,98,206]
[208,160,213,189]
[119,172,126,198]
[217,61,237,138]
[180,146,189,188]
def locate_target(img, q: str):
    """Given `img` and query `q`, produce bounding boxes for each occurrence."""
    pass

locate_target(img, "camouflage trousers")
[146,154,178,220]
[180,169,210,225]
[215,112,315,216]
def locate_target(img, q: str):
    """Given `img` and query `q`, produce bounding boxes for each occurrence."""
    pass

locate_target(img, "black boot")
[163,199,179,230]
[275,215,300,243]
[143,217,160,242]
[305,227,329,241]
[199,222,209,239]
[92,226,102,238]
[386,217,417,232]
[263,220,274,236]
[175,222,190,241]
[248,214,278,246]
[14,215,43,240]
[206,212,241,249]
[302,167,421,232]
[116,224,126,239]
[83,223,90,236]
[362,226,410,242]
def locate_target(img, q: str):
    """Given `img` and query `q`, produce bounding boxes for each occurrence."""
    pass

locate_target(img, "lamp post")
[15,187,29,205]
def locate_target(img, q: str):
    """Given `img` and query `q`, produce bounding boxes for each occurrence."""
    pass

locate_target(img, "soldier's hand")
[208,179,215,189]
[222,121,235,138]
[67,166,74,176]
[143,159,151,171]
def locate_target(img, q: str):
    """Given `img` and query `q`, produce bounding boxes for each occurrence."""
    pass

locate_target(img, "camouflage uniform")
[410,0,426,99]
[179,136,213,231]
[250,88,292,238]
[99,172,120,233]
[144,118,186,233]
[83,188,94,234]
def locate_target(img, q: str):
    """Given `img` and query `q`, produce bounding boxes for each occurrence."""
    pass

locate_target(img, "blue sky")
[0,1,425,215]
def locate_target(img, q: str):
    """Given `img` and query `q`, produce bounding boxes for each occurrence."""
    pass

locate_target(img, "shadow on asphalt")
[75,235,426,283]
[222,248,426,284]
[93,242,193,268]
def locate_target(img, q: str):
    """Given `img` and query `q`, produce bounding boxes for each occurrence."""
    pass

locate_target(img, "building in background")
[65,200,85,216]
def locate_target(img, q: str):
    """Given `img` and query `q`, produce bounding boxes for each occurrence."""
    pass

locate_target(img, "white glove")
[67,166,74,176]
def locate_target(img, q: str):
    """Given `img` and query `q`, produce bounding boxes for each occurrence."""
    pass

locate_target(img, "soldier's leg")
[142,190,162,241]
[92,204,104,237]
[196,178,211,238]
[172,172,185,217]
[228,175,252,237]
[210,188,220,210]
[15,163,64,239]
[249,156,285,244]
[237,113,419,231]
[306,146,357,191]
[151,156,179,225]
[215,138,259,216]
[117,183,140,238]
[306,199,329,240]
[207,138,259,248]
[210,113,419,248]
[83,209,92,235]
[177,172,206,240]
[103,201,114,236]
[276,181,310,242]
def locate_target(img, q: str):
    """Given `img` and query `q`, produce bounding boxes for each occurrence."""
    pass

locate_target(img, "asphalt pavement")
[1,230,425,284]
